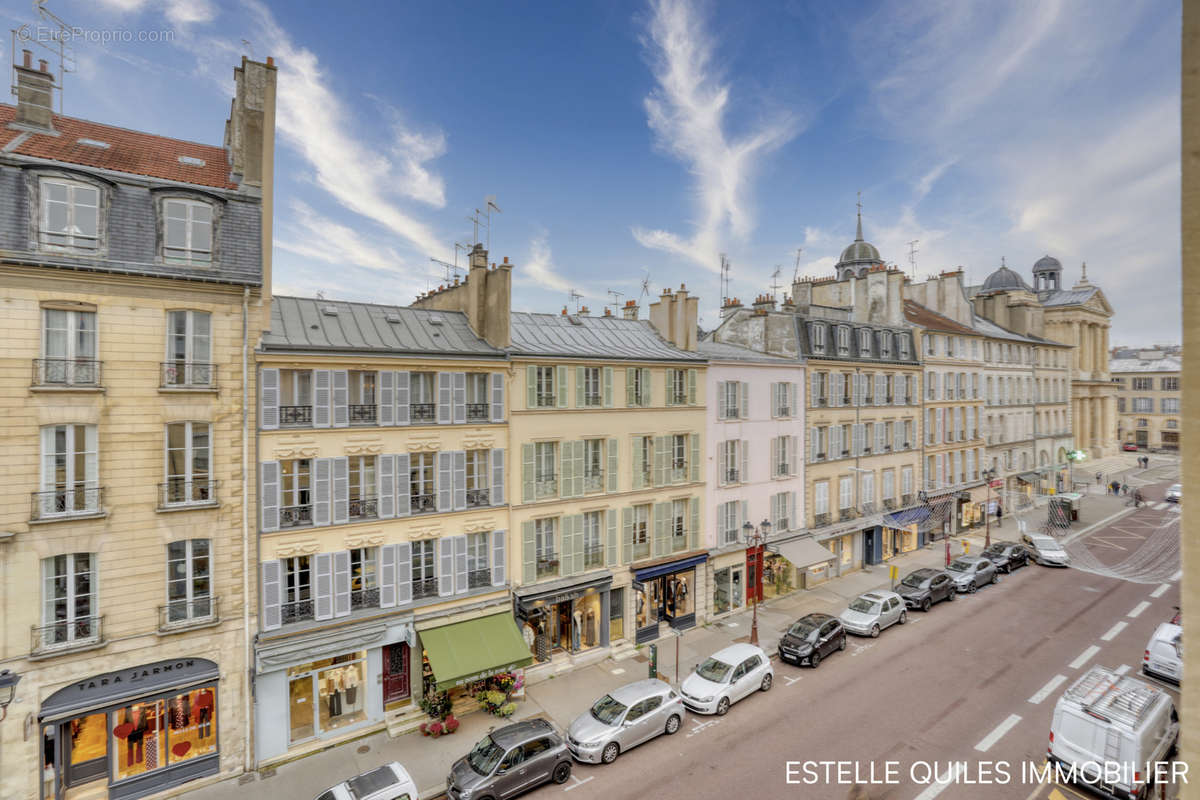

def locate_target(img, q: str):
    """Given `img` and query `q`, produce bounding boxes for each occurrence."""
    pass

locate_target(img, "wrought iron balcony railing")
[412,576,439,599]
[349,498,378,520]
[280,504,314,528]
[32,615,102,654]
[159,479,218,508]
[411,493,436,514]
[466,488,490,507]
[349,404,377,424]
[158,597,218,630]
[31,487,103,520]
[161,361,216,389]
[33,358,101,387]
[466,402,490,422]
[280,405,313,426]
[411,403,436,422]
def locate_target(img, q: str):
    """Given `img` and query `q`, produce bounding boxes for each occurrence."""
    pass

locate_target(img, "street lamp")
[743,518,771,646]
[0,669,20,722]
[981,467,997,548]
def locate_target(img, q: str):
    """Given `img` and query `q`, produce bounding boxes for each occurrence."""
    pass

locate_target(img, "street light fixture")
[743,518,771,646]
[0,669,20,722]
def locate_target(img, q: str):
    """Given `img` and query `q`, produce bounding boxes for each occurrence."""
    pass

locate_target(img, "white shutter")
[314,369,331,427]
[438,538,454,597]
[740,382,750,418]
[333,550,352,616]
[718,440,728,485]
[332,370,349,428]
[490,448,505,506]
[314,458,332,526]
[395,453,411,517]
[437,451,453,512]
[260,368,280,430]
[452,372,467,424]
[832,373,844,407]
[491,530,507,587]
[314,552,334,620]
[378,455,395,519]
[717,381,727,419]
[332,456,349,524]
[261,560,282,631]
[491,372,505,422]
[454,535,468,594]
[786,436,797,474]
[810,428,820,462]
[771,437,780,478]
[260,460,280,532]
[379,544,397,608]
[740,439,749,483]
[437,372,452,424]
[379,370,394,426]
[396,542,412,605]
[453,450,467,511]
[395,371,410,425]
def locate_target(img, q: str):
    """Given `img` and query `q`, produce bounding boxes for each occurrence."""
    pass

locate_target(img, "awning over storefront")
[883,506,931,528]
[421,613,533,692]
[772,538,836,569]
[40,658,219,722]
[1017,472,1041,484]
[513,570,612,608]
[633,553,708,582]
[256,615,415,673]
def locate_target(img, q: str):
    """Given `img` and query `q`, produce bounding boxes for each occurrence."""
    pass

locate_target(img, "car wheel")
[1003,563,1011,574]
[600,742,620,764]
[947,589,956,602]
[715,697,730,716]
[760,673,773,692]
[898,610,908,625]
[870,624,880,638]
[665,714,681,735]
[838,634,846,651]
[921,597,931,612]
[968,581,978,594]
[553,761,573,783]
[810,651,821,668]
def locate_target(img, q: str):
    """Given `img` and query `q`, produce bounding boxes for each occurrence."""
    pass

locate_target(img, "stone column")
[1093,325,1102,375]
[1072,321,1081,371]
[1100,326,1110,375]
[1105,396,1117,454]
[1079,397,1091,453]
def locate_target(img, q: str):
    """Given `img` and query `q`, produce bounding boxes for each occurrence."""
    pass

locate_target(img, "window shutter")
[606,510,618,568]
[576,366,585,408]
[491,530,507,587]
[395,453,411,517]
[830,426,841,457]
[453,450,467,511]
[770,493,779,527]
[526,366,537,409]
[559,441,574,499]
[688,369,697,404]
[332,456,349,524]
[690,497,700,550]
[522,443,535,503]
[632,437,645,490]
[556,365,569,408]
[438,537,454,596]
[522,521,536,584]
[689,434,700,483]
[573,440,585,498]
[395,371,410,425]
[653,436,667,487]
[810,373,821,407]
[740,439,749,482]
[378,455,395,519]
[771,437,780,478]
[607,438,618,492]
[740,500,749,535]
[792,382,800,414]
[718,440,728,485]
[333,550,351,616]
[831,373,843,407]
[626,367,637,406]
[261,560,282,631]
[260,368,280,430]
[379,370,394,426]
[787,436,797,475]
[314,552,334,620]
[314,369,331,427]
[396,542,412,605]
[572,514,586,575]
[454,535,468,594]
[622,508,633,564]
[603,367,614,408]
[437,372,452,424]
[437,451,453,512]
[635,368,647,405]
[452,372,467,424]
[664,369,674,406]
[740,382,750,418]
[379,544,397,608]
[260,460,280,532]
[653,503,668,557]
[717,381,728,418]
[788,492,796,529]
[332,370,349,427]
[876,374,885,405]
[491,372,505,422]
[491,448,505,506]
[314,458,332,526]
[810,429,820,463]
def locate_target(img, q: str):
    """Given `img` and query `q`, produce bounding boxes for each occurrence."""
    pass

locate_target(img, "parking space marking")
[1169,505,1181,513]
[1171,569,1182,582]
[785,674,804,686]
[563,775,595,792]
[975,713,1022,752]
[912,764,961,800]
[849,642,875,657]
[1150,583,1170,598]
[1152,502,1169,511]
[1069,645,1100,670]
[1028,675,1068,705]
[1127,601,1151,618]
[1114,664,1131,676]
[610,668,625,675]
[686,718,722,738]
[1101,621,1127,641]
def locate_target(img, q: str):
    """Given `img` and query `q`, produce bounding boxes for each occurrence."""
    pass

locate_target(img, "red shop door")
[745,546,763,604]
[382,643,410,705]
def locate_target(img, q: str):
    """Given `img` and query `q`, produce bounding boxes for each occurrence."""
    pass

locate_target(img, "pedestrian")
[995,502,1003,528]
[1134,488,1144,508]
[1122,483,1129,495]
[1095,471,1102,485]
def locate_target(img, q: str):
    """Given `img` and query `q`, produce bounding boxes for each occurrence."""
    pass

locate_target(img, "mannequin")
[572,608,582,651]
[343,665,359,706]
[196,688,214,739]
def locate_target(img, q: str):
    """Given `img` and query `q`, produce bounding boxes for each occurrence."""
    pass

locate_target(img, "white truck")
[1048,666,1179,800]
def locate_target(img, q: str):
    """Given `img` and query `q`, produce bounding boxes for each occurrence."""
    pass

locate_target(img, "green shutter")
[556,365,568,408]
[603,367,613,408]
[526,365,537,409]
[606,509,618,567]
[522,443,535,503]
[653,503,668,557]
[560,440,574,499]
[560,515,576,577]
[689,497,700,550]
[607,438,618,492]
[687,369,697,405]
[626,367,636,406]
[640,368,651,405]
[665,368,675,406]
[653,436,667,487]
[522,521,536,584]
[576,366,585,408]
[622,507,633,564]
[573,440,585,498]
[572,514,585,575]
[632,437,645,490]
[689,433,700,482]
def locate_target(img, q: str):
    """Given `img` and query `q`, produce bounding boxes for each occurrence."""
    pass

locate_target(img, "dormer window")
[809,323,826,354]
[836,326,850,355]
[897,333,910,360]
[163,198,214,265]
[39,177,100,252]
[878,331,892,359]
[858,328,872,355]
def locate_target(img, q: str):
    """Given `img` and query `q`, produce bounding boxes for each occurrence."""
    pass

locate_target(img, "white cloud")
[632,0,798,270]
[518,232,571,294]
[277,200,416,275]
[94,0,216,26]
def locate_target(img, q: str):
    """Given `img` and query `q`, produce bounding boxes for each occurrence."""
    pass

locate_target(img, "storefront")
[1016,473,1040,500]
[770,537,837,590]
[709,556,745,618]
[514,573,614,664]
[418,612,533,694]
[633,552,707,644]
[824,533,858,577]
[39,657,219,800]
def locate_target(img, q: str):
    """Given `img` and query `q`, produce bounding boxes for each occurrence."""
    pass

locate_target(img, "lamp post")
[0,669,20,723]
[743,518,772,646]
[981,467,997,549]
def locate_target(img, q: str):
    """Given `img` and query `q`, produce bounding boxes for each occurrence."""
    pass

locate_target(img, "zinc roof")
[698,339,796,364]
[508,312,704,361]
[1110,357,1181,374]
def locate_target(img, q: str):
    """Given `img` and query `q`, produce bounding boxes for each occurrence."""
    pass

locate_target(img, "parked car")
[446,719,572,800]
[779,613,847,667]
[896,568,957,611]
[317,762,418,800]
[1143,623,1182,684]
[946,556,999,593]
[1165,484,1181,503]
[981,541,1029,574]
[1123,442,1139,451]
[679,643,773,715]
[839,591,907,638]
[566,679,684,764]
[1021,532,1070,566]
[1049,666,1178,800]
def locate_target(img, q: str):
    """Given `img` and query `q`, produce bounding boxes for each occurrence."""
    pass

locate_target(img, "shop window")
[609,588,624,642]
[109,688,217,782]
[287,653,365,744]
[573,591,602,651]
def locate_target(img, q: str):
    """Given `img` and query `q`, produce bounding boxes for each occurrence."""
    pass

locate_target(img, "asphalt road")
[526,477,1183,800]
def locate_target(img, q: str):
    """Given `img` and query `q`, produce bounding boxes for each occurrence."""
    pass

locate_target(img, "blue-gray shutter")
[314,458,332,526]
[333,550,351,616]
[491,372,505,422]
[437,451,453,512]
[491,530,507,587]
[490,448,505,506]
[379,544,397,608]
[521,443,535,503]
[606,509,617,568]
[378,455,395,519]
[261,560,282,631]
[332,370,349,428]
[314,369,331,427]
[437,372,452,424]
[607,438,618,492]
[260,460,280,532]
[314,552,334,620]
[452,372,467,424]
[831,372,843,407]
[396,542,412,605]
[379,371,394,426]
[438,537,454,597]
[395,453,411,517]
[453,535,468,594]
[395,371,410,425]
[332,456,349,524]
[522,521,536,584]
[260,368,279,430]
[453,450,467,511]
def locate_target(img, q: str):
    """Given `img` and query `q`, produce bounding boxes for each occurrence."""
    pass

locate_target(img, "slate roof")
[508,312,704,361]
[969,315,1068,348]
[698,338,796,364]
[0,104,236,189]
[903,300,979,336]
[1038,286,1098,307]
[261,296,505,357]
[1109,357,1181,374]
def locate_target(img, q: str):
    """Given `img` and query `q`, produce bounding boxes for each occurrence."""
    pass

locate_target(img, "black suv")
[896,568,956,611]
[447,719,572,800]
[980,541,1029,574]
[778,613,846,668]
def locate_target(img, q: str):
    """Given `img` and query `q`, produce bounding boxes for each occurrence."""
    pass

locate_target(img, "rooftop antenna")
[907,240,920,279]
[454,241,471,269]
[719,253,730,308]
[769,265,783,302]
[241,39,254,58]
[639,270,653,303]
[792,248,803,283]
[568,288,584,313]
[467,209,484,246]
[606,288,624,316]
[430,257,459,283]
[484,196,502,251]
[14,0,77,114]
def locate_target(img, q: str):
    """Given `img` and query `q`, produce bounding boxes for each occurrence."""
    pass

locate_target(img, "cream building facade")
[1111,351,1182,451]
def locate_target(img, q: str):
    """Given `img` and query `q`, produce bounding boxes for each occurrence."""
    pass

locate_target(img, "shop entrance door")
[863,531,875,565]
[382,644,410,706]
[62,713,107,788]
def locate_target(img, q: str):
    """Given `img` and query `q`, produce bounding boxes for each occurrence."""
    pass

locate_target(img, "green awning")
[420,613,533,692]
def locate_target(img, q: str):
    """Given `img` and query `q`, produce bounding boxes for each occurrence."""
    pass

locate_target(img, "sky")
[4,0,1181,346]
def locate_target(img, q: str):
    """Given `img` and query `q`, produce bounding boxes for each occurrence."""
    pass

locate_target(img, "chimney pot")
[503,256,509,264]
[38,59,48,73]
[267,56,275,66]
[22,50,32,68]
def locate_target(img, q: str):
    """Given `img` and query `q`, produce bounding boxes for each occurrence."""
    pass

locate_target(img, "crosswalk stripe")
[1128,601,1151,618]
[1150,583,1170,598]
[1115,664,1132,675]
[975,714,1023,752]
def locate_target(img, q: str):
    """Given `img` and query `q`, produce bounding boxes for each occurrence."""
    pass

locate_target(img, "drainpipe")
[241,286,254,772]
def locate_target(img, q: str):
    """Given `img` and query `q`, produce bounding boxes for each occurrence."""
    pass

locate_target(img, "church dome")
[839,239,882,265]
[981,263,1031,292]
[1033,254,1062,272]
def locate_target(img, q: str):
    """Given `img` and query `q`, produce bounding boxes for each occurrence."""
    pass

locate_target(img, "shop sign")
[452,663,524,688]
[74,659,197,694]
[989,479,1003,489]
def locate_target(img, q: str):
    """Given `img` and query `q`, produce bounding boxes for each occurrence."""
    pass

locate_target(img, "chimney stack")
[622,300,639,320]
[648,283,699,351]
[13,49,55,131]
[752,294,776,312]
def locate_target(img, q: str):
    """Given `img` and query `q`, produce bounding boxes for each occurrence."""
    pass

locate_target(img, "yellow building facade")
[1112,351,1182,451]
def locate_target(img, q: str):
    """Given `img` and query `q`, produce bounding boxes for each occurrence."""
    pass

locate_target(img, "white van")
[1143,623,1182,684]
[1049,666,1178,800]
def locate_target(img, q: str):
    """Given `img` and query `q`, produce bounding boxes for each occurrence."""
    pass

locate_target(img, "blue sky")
[5,0,1181,345]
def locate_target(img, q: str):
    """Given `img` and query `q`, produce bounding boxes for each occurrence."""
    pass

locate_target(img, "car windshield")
[316,793,336,800]
[467,735,505,776]
[787,619,820,638]
[947,560,971,572]
[901,573,928,588]
[696,657,733,683]
[848,598,879,614]
[1033,537,1062,552]
[1170,484,1181,492]
[589,694,628,725]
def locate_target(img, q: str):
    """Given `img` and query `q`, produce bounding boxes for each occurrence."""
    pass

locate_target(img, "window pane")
[166,687,217,764]
[46,199,69,233]
[73,203,97,238]
[166,217,188,249]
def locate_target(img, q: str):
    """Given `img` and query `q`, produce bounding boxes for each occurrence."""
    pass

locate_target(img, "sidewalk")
[178,489,1142,800]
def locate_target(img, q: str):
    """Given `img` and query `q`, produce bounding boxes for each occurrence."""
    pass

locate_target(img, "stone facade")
[1112,352,1182,451]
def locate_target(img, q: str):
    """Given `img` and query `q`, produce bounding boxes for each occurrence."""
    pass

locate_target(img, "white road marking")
[975,714,1023,752]
[610,668,625,675]
[686,718,721,738]
[785,674,803,686]
[1150,583,1170,598]
[849,642,875,657]
[1171,569,1182,582]
[1170,505,1181,513]
[1069,645,1100,670]
[1115,664,1132,675]
[1101,621,1128,641]
[1128,601,1151,618]
[913,765,962,800]
[1152,502,1169,511]
[563,775,594,792]
[1028,675,1068,705]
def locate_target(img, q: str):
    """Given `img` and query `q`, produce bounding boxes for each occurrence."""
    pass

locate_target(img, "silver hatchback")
[839,591,908,637]
[946,555,999,592]
[567,679,685,764]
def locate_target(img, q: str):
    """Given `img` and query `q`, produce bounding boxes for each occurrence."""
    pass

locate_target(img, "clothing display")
[572,610,582,652]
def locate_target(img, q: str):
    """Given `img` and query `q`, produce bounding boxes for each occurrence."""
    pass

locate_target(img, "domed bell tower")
[1033,255,1062,293]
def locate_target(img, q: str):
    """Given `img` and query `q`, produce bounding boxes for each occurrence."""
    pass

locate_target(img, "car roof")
[907,568,938,579]
[608,679,670,704]
[711,643,766,662]
[1151,622,1182,642]
[491,718,556,747]
[955,555,985,563]
[796,612,834,623]
[858,591,900,602]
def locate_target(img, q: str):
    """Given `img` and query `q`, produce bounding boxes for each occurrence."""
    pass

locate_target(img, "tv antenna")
[792,248,803,283]
[906,240,920,279]
[769,265,783,302]
[639,270,653,302]
[484,196,502,250]
[454,241,472,268]
[719,254,730,308]
[14,1,77,114]
[430,257,460,283]
[606,289,624,316]
[467,209,484,246]
[568,288,583,313]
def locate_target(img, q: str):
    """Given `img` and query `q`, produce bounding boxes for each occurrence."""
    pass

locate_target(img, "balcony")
[280,405,313,426]
[584,474,604,493]
[813,397,827,408]
[814,513,832,527]
[466,488,490,507]
[158,479,218,510]
[776,463,790,478]
[883,498,896,510]
[160,361,216,390]
[813,452,826,462]
[158,597,219,632]
[32,615,103,656]
[839,507,857,520]
[535,479,558,500]
[724,469,740,484]
[31,487,104,521]
[536,556,559,579]
[32,358,102,388]
[777,407,791,417]
[351,587,380,610]
[413,576,439,600]
[468,569,493,590]
[349,497,378,520]
[411,403,436,423]
[281,600,314,625]
[411,494,436,514]
[467,402,490,422]
[671,465,687,483]
[349,404,377,425]
[775,518,789,532]
[901,494,914,505]
[583,545,604,569]
[280,504,313,528]
[861,502,876,515]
